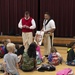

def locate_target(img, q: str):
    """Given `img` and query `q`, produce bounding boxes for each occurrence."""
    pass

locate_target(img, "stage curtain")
[0,0,75,37]
[40,0,75,37]
[0,0,38,35]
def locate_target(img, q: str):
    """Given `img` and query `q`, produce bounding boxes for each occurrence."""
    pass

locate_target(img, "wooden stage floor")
[0,46,75,75]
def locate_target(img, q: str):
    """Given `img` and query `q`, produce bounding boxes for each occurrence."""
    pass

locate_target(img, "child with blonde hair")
[34,31,45,64]
[3,43,19,75]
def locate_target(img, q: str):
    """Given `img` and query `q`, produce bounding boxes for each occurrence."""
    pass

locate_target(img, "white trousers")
[43,33,54,55]
[22,32,33,52]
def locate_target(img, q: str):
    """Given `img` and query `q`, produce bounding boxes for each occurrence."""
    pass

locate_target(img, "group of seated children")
[3,42,42,74]
[0,38,75,74]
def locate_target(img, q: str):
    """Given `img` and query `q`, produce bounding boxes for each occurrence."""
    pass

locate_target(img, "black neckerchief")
[45,19,51,29]
[45,19,51,26]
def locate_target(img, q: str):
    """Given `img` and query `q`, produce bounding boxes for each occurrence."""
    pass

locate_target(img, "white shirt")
[18,18,36,29]
[43,19,56,32]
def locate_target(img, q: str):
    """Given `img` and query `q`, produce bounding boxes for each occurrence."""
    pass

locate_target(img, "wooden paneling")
[53,37,75,45]
[0,36,75,45]
[0,36,22,43]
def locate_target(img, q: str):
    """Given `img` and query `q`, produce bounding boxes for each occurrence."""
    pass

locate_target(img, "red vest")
[22,17,33,32]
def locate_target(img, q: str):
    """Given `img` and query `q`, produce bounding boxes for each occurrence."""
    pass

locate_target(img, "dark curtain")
[0,0,75,37]
[0,0,38,35]
[40,0,75,37]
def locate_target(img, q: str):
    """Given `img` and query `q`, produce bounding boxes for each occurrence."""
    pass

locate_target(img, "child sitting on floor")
[67,42,73,52]
[20,42,37,72]
[48,47,62,66]
[66,42,75,66]
[3,43,19,75]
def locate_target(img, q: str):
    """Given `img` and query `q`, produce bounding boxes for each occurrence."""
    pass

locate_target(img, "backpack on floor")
[56,68,73,75]
[37,64,56,72]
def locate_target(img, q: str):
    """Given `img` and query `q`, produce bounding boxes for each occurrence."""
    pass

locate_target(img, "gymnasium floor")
[0,46,75,75]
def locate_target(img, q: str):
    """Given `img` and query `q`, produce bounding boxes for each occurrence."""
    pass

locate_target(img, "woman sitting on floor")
[66,42,75,66]
[20,42,37,72]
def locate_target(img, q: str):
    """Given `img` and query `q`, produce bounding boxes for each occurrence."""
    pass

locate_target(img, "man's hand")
[22,25,30,29]
[41,28,44,31]
[22,25,26,28]
[44,31,48,34]
[25,26,30,29]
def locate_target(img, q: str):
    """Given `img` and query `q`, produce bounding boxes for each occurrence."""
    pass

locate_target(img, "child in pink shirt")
[34,31,45,63]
